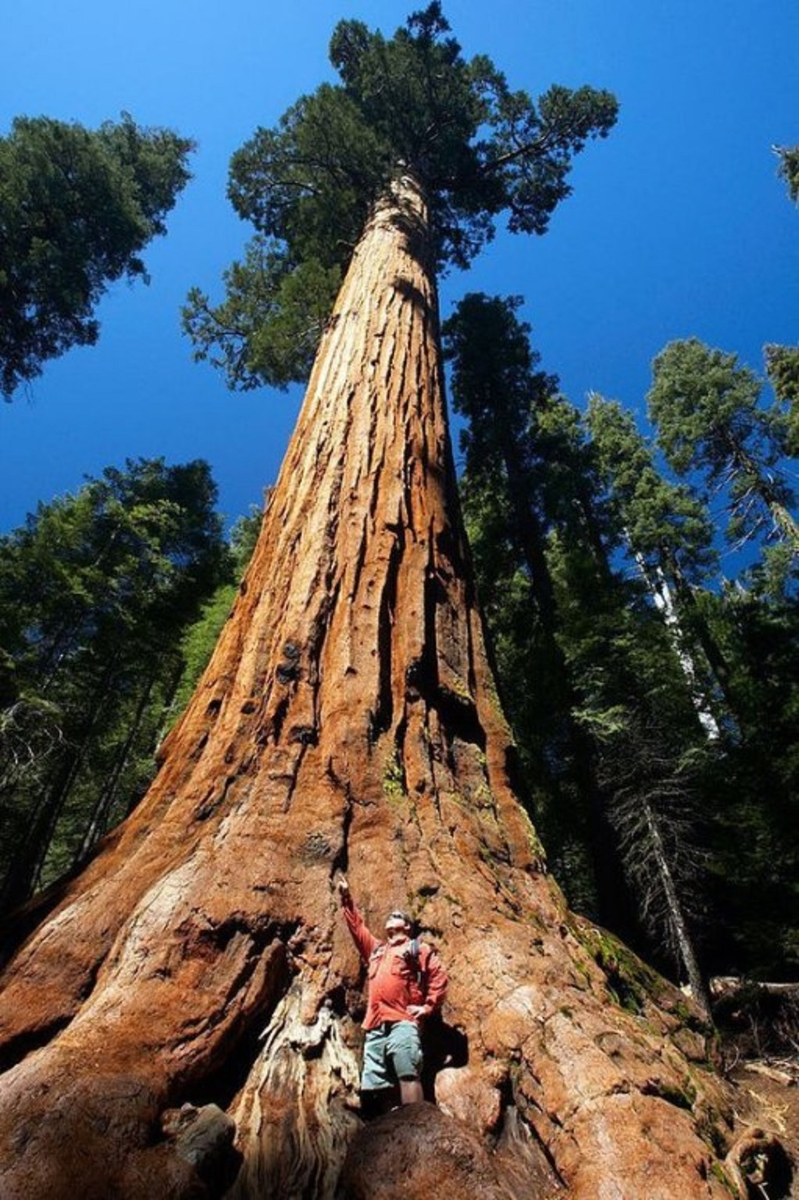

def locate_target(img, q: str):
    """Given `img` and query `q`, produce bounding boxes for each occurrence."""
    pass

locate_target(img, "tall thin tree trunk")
[73,668,161,866]
[1,649,124,910]
[0,177,732,1199]
[640,798,713,1024]
[631,549,722,740]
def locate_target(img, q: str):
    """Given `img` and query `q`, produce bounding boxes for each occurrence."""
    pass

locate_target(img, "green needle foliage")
[165,505,264,725]
[586,393,738,736]
[184,3,617,390]
[586,394,717,584]
[776,143,799,203]
[648,338,797,556]
[444,295,751,1000]
[765,343,799,457]
[0,114,193,398]
[0,459,230,910]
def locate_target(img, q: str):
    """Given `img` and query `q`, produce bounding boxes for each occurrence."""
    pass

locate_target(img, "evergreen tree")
[647,338,798,555]
[765,343,799,457]
[697,583,799,978]
[443,293,624,926]
[586,393,730,735]
[776,143,799,203]
[166,506,264,725]
[444,298,713,1012]
[545,514,715,1018]
[0,459,229,909]
[184,3,616,390]
[0,113,193,397]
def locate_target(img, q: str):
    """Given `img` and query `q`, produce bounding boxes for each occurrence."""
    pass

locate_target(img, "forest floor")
[711,979,798,1195]
[730,1061,799,1198]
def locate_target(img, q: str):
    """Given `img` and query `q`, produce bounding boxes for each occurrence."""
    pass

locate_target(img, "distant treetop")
[184,3,618,391]
[0,113,193,399]
[775,143,799,204]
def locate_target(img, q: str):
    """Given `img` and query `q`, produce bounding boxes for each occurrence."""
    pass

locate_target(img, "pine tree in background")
[0,114,193,397]
[701,583,799,978]
[165,506,264,725]
[443,293,631,930]
[765,343,799,457]
[775,143,799,203]
[586,393,728,736]
[648,338,798,563]
[443,297,717,1015]
[0,459,229,914]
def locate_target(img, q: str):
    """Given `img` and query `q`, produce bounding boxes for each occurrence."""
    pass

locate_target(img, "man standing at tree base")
[338,877,447,1105]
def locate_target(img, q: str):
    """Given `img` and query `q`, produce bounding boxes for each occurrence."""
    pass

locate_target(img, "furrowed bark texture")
[0,178,734,1199]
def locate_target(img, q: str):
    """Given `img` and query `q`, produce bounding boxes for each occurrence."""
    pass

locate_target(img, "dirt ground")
[730,1064,798,1198]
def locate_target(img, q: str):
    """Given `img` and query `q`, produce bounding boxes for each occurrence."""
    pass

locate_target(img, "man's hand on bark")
[407,1004,427,1019]
[337,875,351,902]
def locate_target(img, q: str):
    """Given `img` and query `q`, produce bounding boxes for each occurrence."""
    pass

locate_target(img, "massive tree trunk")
[0,176,735,1199]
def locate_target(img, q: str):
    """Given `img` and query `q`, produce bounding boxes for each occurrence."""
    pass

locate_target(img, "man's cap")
[386,909,412,926]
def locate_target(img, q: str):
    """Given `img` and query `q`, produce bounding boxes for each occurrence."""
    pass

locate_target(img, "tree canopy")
[0,458,230,909]
[184,3,617,390]
[648,338,798,554]
[0,113,193,398]
[776,143,799,203]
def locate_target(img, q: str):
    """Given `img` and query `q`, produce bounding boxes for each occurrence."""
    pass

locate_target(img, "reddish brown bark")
[0,177,735,1199]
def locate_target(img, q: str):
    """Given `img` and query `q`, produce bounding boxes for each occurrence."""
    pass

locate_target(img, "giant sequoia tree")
[0,9,751,1200]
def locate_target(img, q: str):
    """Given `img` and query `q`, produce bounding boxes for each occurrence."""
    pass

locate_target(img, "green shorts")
[361,1020,423,1090]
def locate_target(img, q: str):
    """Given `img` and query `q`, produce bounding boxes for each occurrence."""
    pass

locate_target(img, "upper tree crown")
[184,4,618,390]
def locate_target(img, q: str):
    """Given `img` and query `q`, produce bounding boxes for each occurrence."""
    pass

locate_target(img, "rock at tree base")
[339,1102,548,1200]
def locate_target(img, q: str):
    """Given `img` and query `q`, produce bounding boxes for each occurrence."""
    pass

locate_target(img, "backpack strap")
[403,937,428,990]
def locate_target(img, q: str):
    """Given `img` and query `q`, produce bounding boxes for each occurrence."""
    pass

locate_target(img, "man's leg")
[398,1079,424,1105]
[387,1022,424,1105]
[361,1026,397,1110]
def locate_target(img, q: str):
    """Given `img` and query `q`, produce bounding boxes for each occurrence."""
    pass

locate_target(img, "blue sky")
[1,1,797,542]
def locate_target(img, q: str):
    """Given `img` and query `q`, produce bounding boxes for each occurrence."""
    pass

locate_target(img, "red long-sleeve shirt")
[342,899,448,1030]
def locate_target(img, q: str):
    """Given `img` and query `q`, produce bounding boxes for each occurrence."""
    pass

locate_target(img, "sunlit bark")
[0,177,733,1199]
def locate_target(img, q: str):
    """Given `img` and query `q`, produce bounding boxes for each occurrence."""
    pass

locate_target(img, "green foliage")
[697,586,799,977]
[158,507,264,735]
[766,343,799,405]
[229,506,264,574]
[383,748,406,802]
[185,4,617,389]
[776,143,799,203]
[0,459,229,907]
[166,581,238,722]
[444,295,604,911]
[451,310,799,981]
[544,508,718,990]
[444,293,557,469]
[164,503,264,727]
[184,241,341,391]
[765,343,799,457]
[446,293,723,990]
[0,113,193,397]
[586,394,716,583]
[647,338,797,552]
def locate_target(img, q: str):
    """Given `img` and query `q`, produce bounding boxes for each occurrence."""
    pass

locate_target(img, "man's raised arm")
[337,876,379,962]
